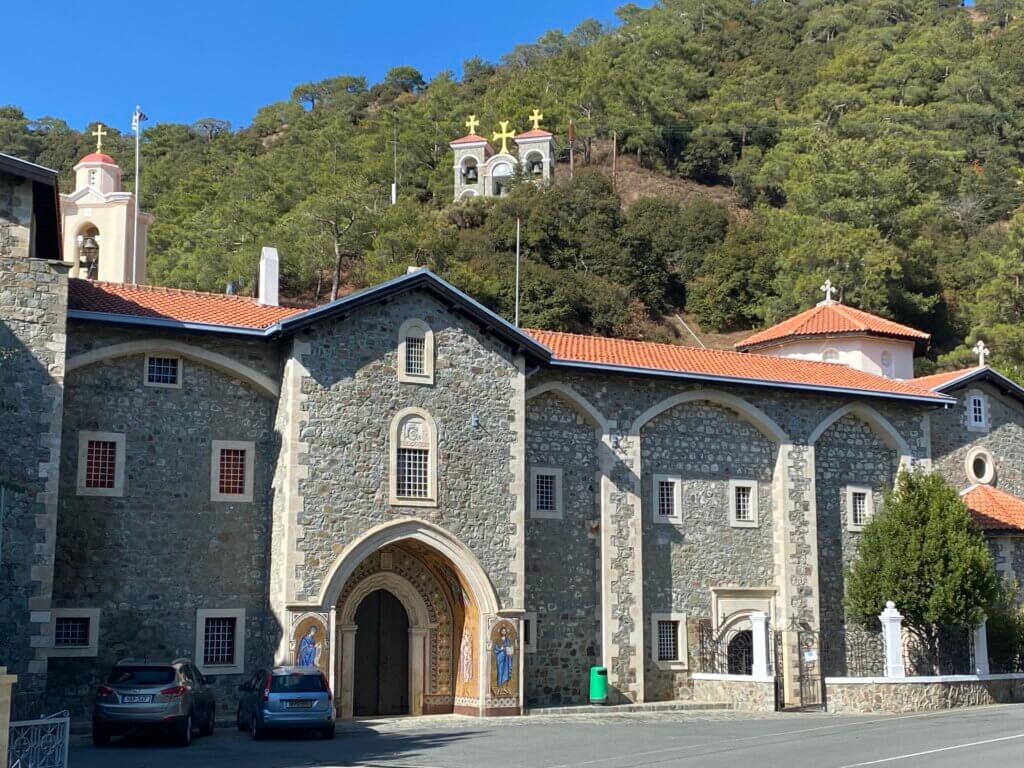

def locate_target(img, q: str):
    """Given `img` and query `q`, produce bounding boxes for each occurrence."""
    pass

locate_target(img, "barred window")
[203,617,236,666]
[397,448,430,498]
[734,485,753,523]
[405,336,425,376]
[534,473,556,512]
[85,440,117,489]
[657,480,676,518]
[851,491,868,528]
[54,616,91,648]
[146,356,179,386]
[657,620,679,662]
[218,449,247,496]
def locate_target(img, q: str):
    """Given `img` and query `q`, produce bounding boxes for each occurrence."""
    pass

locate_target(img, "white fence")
[7,712,69,768]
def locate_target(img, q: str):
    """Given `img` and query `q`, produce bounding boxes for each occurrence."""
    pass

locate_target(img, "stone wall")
[0,171,32,260]
[691,674,775,712]
[0,253,67,718]
[47,325,281,718]
[524,392,600,706]
[826,674,1024,713]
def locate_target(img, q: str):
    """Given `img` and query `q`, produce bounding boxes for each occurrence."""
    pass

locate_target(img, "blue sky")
[11,1,639,133]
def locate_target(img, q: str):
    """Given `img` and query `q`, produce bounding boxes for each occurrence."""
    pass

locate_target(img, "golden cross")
[529,109,544,131]
[465,114,480,135]
[492,120,515,154]
[92,123,107,152]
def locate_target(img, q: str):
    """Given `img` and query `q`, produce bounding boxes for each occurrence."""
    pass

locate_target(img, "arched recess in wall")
[629,390,790,444]
[808,402,911,461]
[65,340,279,399]
[524,381,609,433]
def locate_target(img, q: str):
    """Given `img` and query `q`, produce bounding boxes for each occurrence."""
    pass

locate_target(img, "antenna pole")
[514,218,521,327]
[132,108,141,283]
[391,115,398,205]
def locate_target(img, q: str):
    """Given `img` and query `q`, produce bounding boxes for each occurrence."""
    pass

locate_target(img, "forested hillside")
[5,0,1024,374]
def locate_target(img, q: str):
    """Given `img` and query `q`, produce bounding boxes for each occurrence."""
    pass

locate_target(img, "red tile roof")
[962,484,1024,532]
[526,329,948,401]
[910,367,979,390]
[516,129,553,140]
[68,279,304,330]
[77,152,116,165]
[736,302,930,351]
[450,134,491,146]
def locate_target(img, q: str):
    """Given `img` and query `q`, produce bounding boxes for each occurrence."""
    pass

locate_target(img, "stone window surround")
[529,466,562,519]
[710,587,776,632]
[522,611,538,653]
[652,474,683,524]
[48,607,101,658]
[389,407,438,507]
[650,611,688,670]
[76,430,126,497]
[728,479,759,528]
[397,318,435,385]
[965,445,996,486]
[143,353,183,389]
[195,608,246,675]
[845,484,875,532]
[210,440,256,503]
[966,388,990,433]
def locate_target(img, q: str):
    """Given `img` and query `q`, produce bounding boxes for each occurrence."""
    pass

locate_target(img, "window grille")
[147,356,179,385]
[85,440,117,489]
[405,336,426,376]
[397,448,429,498]
[218,449,247,496]
[657,480,676,518]
[657,620,679,661]
[54,617,90,648]
[535,473,556,512]
[851,491,868,527]
[734,485,753,522]
[203,617,236,666]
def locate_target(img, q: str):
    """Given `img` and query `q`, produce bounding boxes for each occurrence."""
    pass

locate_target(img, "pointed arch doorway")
[353,588,410,716]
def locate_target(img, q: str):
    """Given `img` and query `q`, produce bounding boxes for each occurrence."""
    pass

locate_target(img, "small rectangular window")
[653,475,682,524]
[971,397,985,425]
[145,356,180,387]
[203,616,237,667]
[734,486,753,523]
[851,491,868,528]
[657,620,679,662]
[405,336,425,376]
[85,440,117,489]
[534,473,556,513]
[218,448,248,496]
[729,480,759,528]
[658,480,676,518]
[54,616,91,648]
[397,448,430,498]
[211,440,255,502]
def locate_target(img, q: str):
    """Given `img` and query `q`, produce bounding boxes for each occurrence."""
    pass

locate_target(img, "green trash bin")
[589,666,608,705]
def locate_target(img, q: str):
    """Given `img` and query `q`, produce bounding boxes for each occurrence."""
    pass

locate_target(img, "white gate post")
[751,612,769,678]
[0,666,16,767]
[974,615,990,676]
[879,601,906,679]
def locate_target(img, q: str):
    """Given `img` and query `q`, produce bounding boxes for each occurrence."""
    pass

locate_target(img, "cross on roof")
[492,120,515,154]
[465,114,480,135]
[529,109,544,131]
[819,279,838,304]
[974,339,990,367]
[92,123,107,152]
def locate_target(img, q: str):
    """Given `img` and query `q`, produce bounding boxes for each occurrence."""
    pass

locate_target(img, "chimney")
[258,246,279,306]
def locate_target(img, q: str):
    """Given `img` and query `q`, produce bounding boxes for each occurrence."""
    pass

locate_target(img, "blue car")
[236,666,335,740]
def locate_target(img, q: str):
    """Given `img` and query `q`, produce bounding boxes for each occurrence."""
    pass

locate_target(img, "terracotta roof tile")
[910,367,979,390]
[68,279,304,330]
[526,329,948,401]
[736,302,930,351]
[516,129,553,140]
[450,134,491,146]
[962,484,1024,532]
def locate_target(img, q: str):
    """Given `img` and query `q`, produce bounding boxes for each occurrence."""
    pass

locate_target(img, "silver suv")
[92,659,216,747]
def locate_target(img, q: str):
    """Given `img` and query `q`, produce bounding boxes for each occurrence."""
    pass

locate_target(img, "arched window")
[822,348,840,363]
[389,408,437,506]
[461,157,479,185]
[524,151,544,177]
[397,319,434,385]
[76,224,101,279]
[880,350,893,377]
[727,630,754,675]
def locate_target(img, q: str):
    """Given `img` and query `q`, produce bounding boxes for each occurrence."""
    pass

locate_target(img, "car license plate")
[121,695,152,704]
[285,700,313,709]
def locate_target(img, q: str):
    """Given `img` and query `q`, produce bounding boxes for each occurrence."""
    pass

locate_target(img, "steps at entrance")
[525,700,733,716]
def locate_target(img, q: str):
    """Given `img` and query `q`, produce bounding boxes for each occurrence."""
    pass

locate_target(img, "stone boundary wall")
[826,674,1024,713]
[691,673,775,712]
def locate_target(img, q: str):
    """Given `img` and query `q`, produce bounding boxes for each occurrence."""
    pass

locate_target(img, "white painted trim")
[650,612,687,669]
[808,401,911,455]
[143,354,182,389]
[692,672,774,684]
[529,466,563,519]
[728,479,759,528]
[966,389,990,433]
[397,318,435,385]
[965,445,996,485]
[389,407,438,507]
[66,340,279,398]
[825,673,1024,684]
[522,611,538,653]
[195,608,246,675]
[76,430,125,497]
[629,390,789,444]
[210,440,255,503]
[48,608,100,657]
[652,474,682,524]
[845,484,874,532]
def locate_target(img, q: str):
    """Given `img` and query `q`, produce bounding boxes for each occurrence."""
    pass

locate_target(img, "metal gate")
[773,626,827,711]
[7,711,69,768]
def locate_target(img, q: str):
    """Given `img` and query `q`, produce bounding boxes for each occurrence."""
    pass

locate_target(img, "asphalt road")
[67,704,1024,768]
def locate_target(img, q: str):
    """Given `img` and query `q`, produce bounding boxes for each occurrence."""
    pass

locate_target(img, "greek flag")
[131,105,149,132]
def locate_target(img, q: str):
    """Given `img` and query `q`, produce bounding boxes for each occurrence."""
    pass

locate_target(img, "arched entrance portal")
[353,589,410,715]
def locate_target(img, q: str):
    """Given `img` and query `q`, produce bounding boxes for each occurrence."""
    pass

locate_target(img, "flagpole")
[132,105,142,284]
[514,218,521,327]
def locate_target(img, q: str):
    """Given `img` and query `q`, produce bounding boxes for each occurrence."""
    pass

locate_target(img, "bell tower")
[514,109,554,185]
[450,115,492,201]
[449,111,556,201]
[60,123,154,283]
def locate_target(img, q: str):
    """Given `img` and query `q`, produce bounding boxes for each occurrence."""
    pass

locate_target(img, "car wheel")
[251,714,264,741]
[200,705,215,736]
[92,726,111,747]
[321,726,335,740]
[177,713,193,747]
